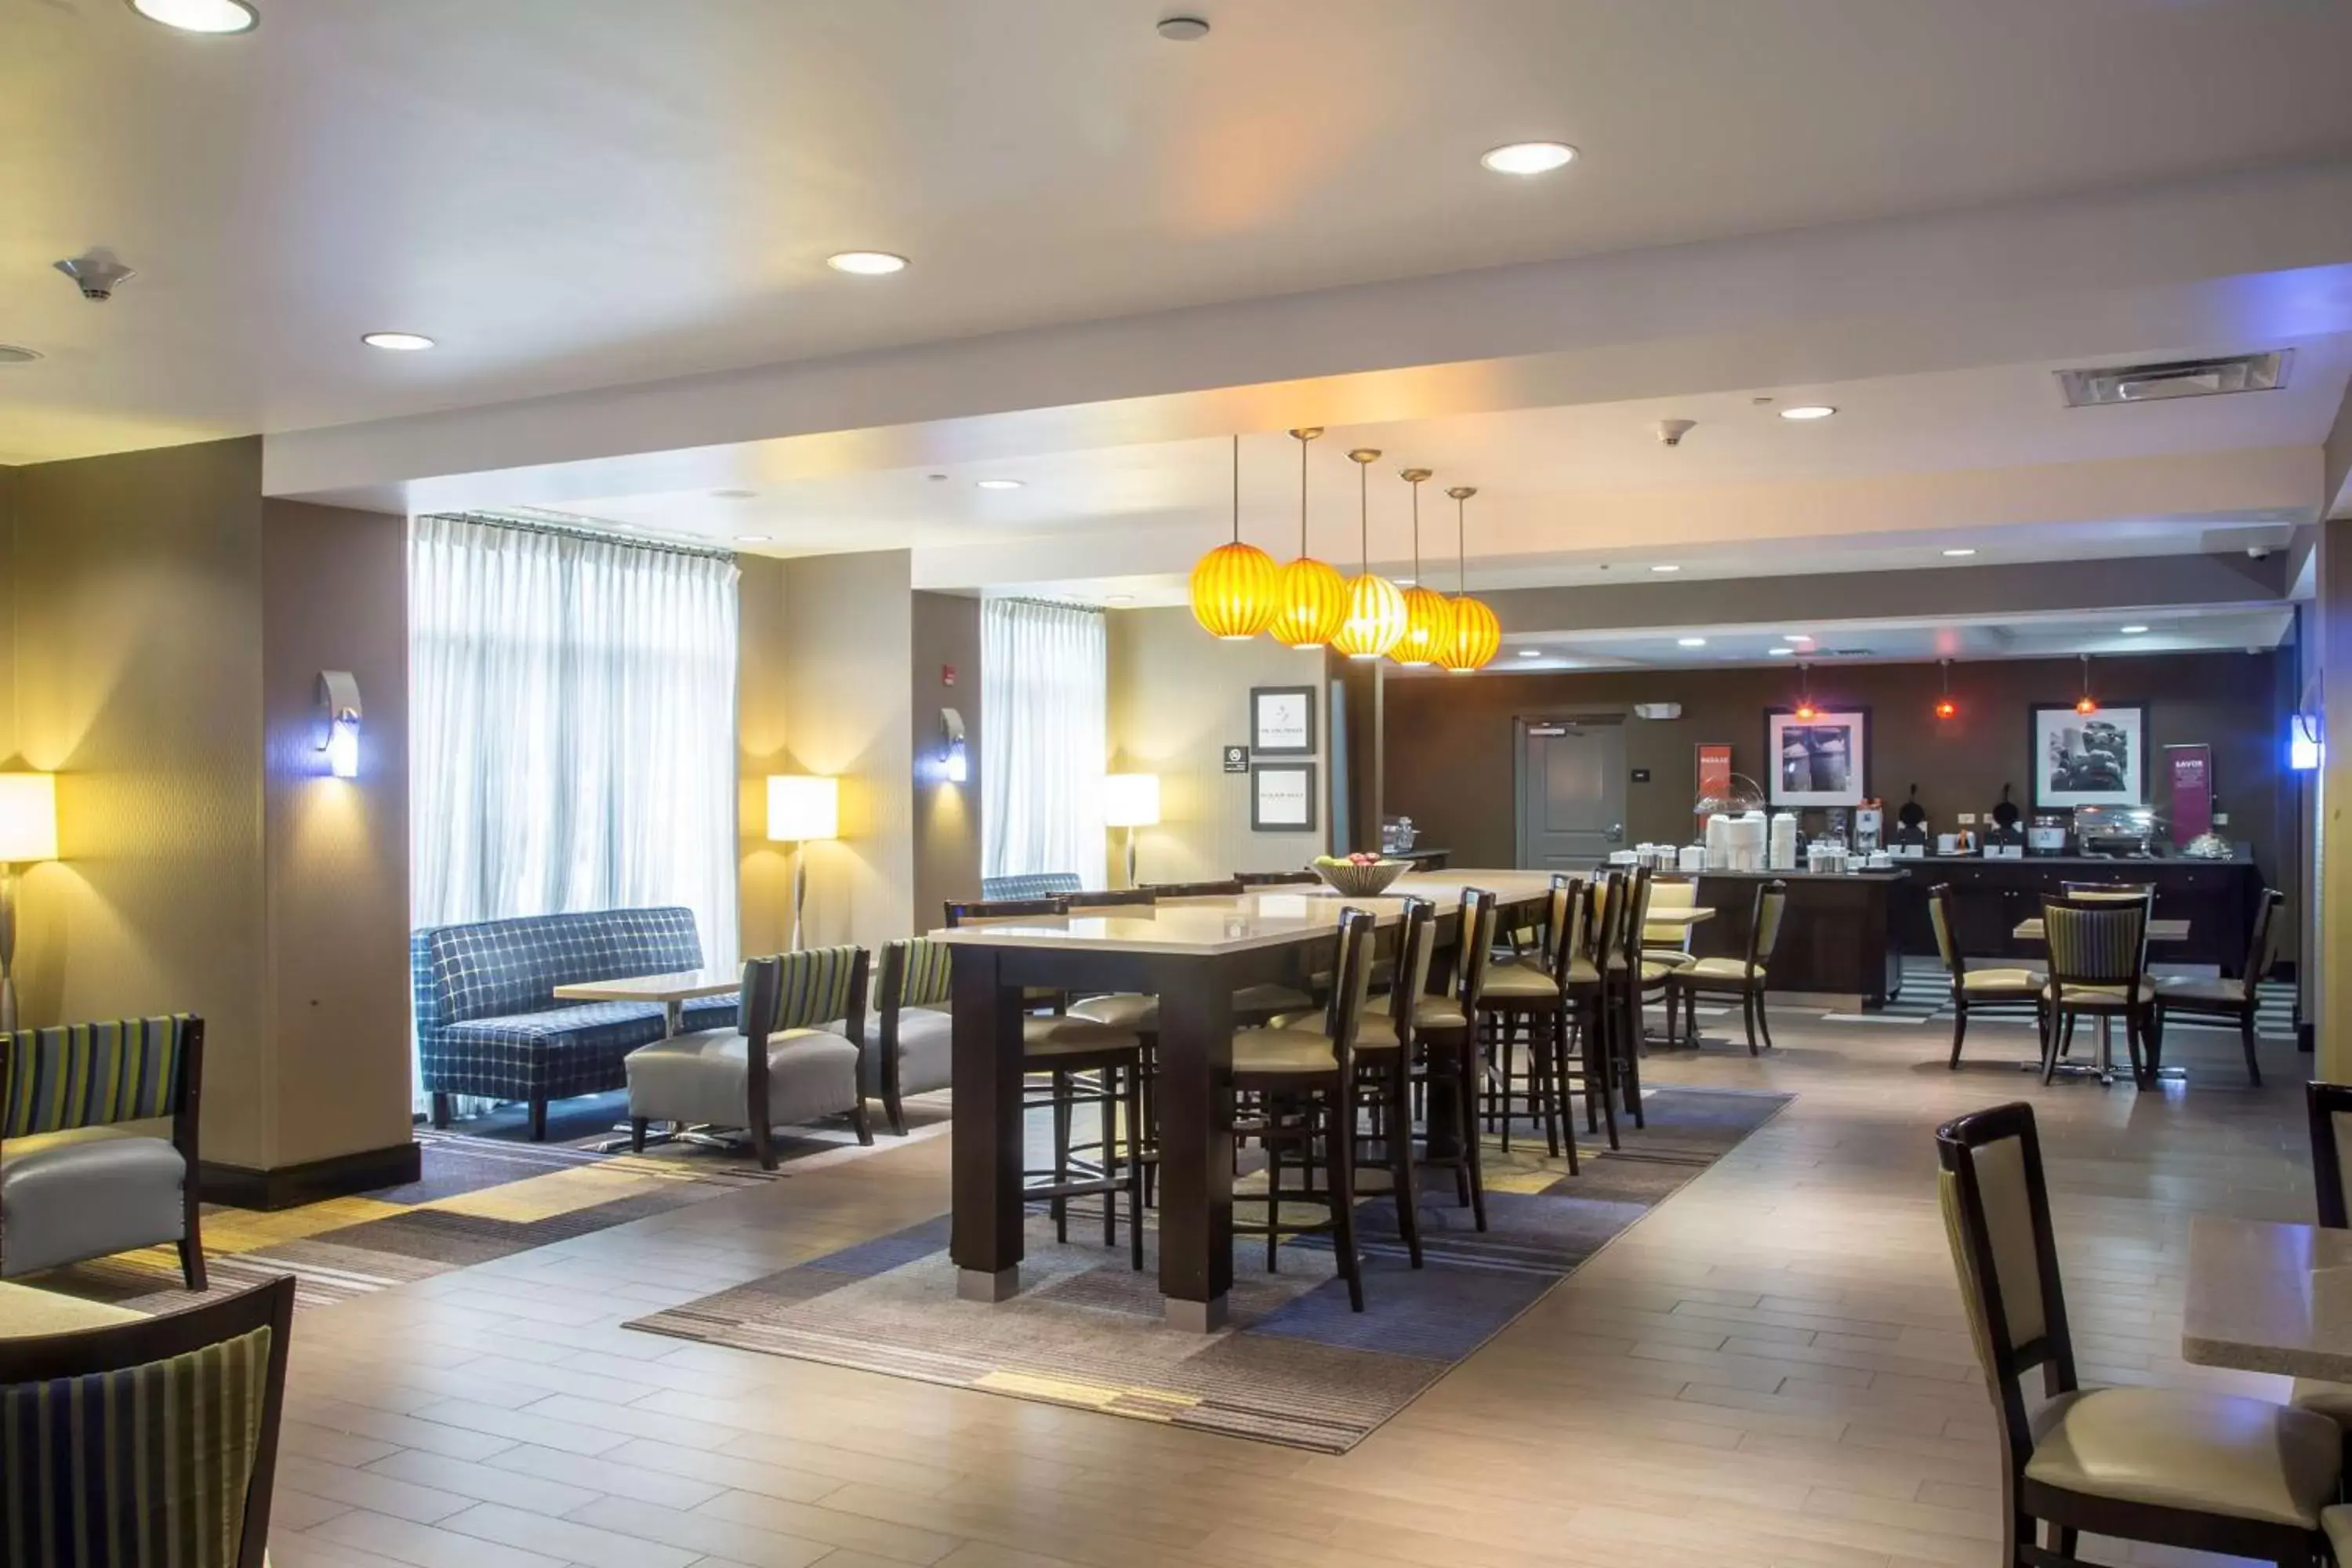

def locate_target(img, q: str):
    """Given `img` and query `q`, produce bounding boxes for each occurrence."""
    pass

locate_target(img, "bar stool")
[1231,906,1382,1311]
[1412,887,1499,1227]
[1600,866,1654,1127]
[1473,878,1581,1168]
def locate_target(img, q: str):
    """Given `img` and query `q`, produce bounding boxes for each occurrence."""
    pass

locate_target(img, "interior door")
[1516,718,1627,869]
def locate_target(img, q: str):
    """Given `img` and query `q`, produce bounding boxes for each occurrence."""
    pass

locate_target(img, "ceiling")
[8,0,2352,465]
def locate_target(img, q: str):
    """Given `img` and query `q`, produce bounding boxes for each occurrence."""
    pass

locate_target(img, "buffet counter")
[1668,868,1908,1008]
[1887,855,2262,972]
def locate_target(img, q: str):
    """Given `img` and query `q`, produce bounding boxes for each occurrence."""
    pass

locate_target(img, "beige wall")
[736,556,793,957]
[1,466,16,761]
[259,501,413,1168]
[910,590,982,930]
[2321,517,2352,1080]
[1108,606,1330,884]
[9,438,273,1166]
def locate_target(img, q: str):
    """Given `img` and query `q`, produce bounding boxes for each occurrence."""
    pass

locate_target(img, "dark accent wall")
[1384,651,2296,949]
[911,590,982,927]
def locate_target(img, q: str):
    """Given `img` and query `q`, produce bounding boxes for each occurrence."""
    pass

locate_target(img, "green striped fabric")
[889,939,953,1009]
[2,1016,193,1139]
[2045,903,2141,983]
[2,1325,271,1568]
[775,946,862,1031]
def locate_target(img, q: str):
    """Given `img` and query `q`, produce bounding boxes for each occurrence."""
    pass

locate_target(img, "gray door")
[1516,718,1627,869]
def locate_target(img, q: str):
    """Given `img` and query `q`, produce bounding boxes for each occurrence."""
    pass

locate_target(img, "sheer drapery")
[981,597,1106,885]
[409,514,741,1109]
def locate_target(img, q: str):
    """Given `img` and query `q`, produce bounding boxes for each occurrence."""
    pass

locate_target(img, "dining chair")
[2038,895,2154,1087]
[1141,878,1247,898]
[871,938,956,1134]
[2154,887,2282,1085]
[1926,882,2045,1069]
[2291,1083,2352,1450]
[1937,1101,2336,1567]
[1642,877,1701,972]
[0,1274,296,1568]
[1230,906,1380,1311]
[1664,879,1787,1056]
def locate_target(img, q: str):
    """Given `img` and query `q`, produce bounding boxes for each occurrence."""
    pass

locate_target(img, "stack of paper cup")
[1769,812,1800,872]
[1679,844,1707,873]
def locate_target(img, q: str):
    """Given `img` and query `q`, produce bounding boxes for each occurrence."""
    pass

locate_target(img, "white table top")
[2181,1215,2352,1382]
[551,968,741,1003]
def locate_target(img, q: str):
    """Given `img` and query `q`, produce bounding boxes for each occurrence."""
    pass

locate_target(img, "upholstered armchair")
[626,948,873,1167]
[1,1014,206,1288]
[872,938,955,1135]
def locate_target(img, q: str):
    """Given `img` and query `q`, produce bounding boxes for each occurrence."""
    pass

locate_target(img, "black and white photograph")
[2031,702,2148,808]
[1766,709,1868,808]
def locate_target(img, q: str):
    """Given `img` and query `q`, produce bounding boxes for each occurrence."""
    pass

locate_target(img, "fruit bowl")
[1312,855,1410,897]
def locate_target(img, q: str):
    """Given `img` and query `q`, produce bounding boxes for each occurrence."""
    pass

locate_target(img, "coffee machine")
[2027,812,2070,855]
[1853,802,1883,855]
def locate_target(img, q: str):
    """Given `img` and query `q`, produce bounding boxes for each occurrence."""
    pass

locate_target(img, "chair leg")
[1585,1000,1621,1150]
[1498,1014,1518,1152]
[178,1232,207,1292]
[1455,1041,1490,1232]
[528,1094,548,1142]
[884,1084,909,1137]
[1265,1103,1283,1272]
[850,1095,875,1146]
[1741,992,1760,1055]
[753,1118,778,1172]
[1327,1096,1364,1312]
[1537,1014,1563,1160]
[1755,989,1777,1053]
[1125,1063,1145,1271]
[1553,1011,1579,1176]
[2241,1007,2263,1087]
[2041,1010,2064,1085]
[630,1116,648,1152]
[1620,1007,1646,1128]
[430,1092,453,1131]
[1947,1006,1969,1069]
[1101,1069,1120,1247]
[1389,1058,1424,1269]
[1052,1070,1072,1243]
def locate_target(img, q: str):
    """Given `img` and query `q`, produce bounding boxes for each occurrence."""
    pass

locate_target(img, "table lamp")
[0,772,60,1033]
[1103,773,1160,888]
[767,775,838,951]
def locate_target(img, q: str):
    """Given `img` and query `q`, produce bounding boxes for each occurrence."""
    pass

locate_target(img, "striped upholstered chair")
[625,948,873,1168]
[872,938,956,1135]
[0,1275,295,1568]
[1,1015,206,1289]
[2038,895,2154,1087]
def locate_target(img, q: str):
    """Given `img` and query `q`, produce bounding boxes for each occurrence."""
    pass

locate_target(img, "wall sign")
[1221,745,1250,774]
[1250,685,1316,756]
[1250,763,1319,832]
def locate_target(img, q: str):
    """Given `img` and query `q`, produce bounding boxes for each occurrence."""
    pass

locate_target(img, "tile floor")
[260,1007,2314,1568]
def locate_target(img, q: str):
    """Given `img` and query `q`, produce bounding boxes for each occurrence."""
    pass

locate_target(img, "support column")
[2319,518,2352,1080]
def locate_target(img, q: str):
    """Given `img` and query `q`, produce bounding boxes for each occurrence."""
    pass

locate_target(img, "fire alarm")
[942,664,956,687]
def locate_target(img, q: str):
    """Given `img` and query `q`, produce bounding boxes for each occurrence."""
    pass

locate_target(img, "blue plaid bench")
[412,907,736,1139]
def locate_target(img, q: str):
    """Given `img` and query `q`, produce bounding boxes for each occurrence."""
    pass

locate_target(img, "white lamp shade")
[1103,773,1161,829]
[0,774,58,862]
[767,775,838,842]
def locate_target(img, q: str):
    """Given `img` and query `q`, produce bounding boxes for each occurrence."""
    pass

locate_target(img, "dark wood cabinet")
[1889,857,2262,973]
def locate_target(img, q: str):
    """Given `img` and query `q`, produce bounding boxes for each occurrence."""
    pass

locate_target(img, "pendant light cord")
[1410,479,1422,580]
[1359,459,1369,571]
[1298,435,1308,554]
[1231,434,1240,544]
[1457,492,1467,593]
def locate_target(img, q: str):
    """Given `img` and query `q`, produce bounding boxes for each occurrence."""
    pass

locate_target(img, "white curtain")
[982,597,1106,884]
[410,514,741,1105]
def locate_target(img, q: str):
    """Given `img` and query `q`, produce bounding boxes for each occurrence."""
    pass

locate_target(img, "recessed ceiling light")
[974,478,1024,491]
[709,488,758,499]
[129,0,257,33]
[1779,405,1837,421]
[1156,15,1210,41]
[1943,547,1978,557]
[1650,564,1681,573]
[1769,646,1797,657]
[826,251,908,276]
[1785,633,1813,642]
[1395,577,1416,587]
[361,332,434,351]
[1105,593,1136,605]
[1481,141,1577,176]
[1517,648,1543,659]
[0,345,42,365]
[1678,637,1708,648]
[2121,624,2150,635]
[735,534,772,544]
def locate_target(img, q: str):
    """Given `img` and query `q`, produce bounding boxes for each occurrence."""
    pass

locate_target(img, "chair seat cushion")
[1641,945,1697,967]
[1264,1011,1403,1051]
[2327,1505,2352,1564]
[2158,975,2248,1007]
[1679,956,1763,985]
[625,1025,862,1129]
[1479,964,1561,1001]
[0,1135,188,1278]
[881,1006,954,1098]
[1236,982,1315,1016]
[2292,1378,2352,1426]
[1962,967,2045,995]
[1232,1026,1345,1074]
[439,1001,676,1100]
[2043,979,2156,1007]
[1638,957,1682,984]
[1067,984,1316,1034]
[2024,1385,2339,1529]
[1022,1015,1140,1060]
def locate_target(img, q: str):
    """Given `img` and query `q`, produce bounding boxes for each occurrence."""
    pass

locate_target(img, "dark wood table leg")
[950,948,1026,1301]
[1152,958,1235,1331]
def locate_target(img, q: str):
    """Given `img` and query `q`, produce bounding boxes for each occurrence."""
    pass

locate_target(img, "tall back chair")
[1928,883,2045,1070]
[2039,895,2152,1087]
[946,896,1068,926]
[873,938,954,1134]
[1066,887,1157,911]
[1664,879,1786,1056]
[0,1276,296,1568]
[2156,887,2284,1086]
[1937,1101,2338,1566]
[1142,878,1246,899]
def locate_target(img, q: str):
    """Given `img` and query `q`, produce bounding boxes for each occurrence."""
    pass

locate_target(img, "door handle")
[1606,823,1624,843]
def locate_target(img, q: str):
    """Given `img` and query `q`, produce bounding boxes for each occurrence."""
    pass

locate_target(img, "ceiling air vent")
[2058,350,2291,408]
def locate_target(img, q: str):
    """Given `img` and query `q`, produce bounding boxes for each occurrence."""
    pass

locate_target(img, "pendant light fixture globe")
[1330,448,1406,660]
[1392,467,1453,666]
[1188,435,1279,639]
[1435,485,1501,672]
[1273,427,1348,650]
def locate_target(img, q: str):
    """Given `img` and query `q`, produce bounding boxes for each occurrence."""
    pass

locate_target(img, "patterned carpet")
[623,1084,1791,1454]
[26,1091,947,1317]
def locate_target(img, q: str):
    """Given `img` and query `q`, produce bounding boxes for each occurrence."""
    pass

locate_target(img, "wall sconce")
[315,670,361,779]
[939,706,968,783]
[2291,711,2325,771]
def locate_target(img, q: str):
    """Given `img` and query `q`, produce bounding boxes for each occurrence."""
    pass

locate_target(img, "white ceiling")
[7,0,2352,464]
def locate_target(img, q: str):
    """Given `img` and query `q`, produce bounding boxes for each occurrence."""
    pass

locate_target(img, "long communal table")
[931,869,1563,1330]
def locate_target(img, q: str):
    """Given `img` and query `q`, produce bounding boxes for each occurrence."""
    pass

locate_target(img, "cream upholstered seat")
[1962,967,2045,993]
[2293,1379,2352,1423]
[1232,1025,1352,1073]
[1479,962,1562,1000]
[1068,982,1312,1033]
[2026,1387,2336,1529]
[2042,978,2156,1007]
[1679,955,1762,983]
[1022,1015,1142,1055]
[2158,975,2242,1005]
[2327,1506,2352,1562]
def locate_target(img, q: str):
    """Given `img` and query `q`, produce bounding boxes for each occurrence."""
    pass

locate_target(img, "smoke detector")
[2057,350,2290,408]
[0,345,42,365]
[53,250,136,302]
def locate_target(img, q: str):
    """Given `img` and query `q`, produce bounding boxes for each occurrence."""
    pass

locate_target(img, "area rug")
[623,1084,1791,1453]
[28,1091,949,1318]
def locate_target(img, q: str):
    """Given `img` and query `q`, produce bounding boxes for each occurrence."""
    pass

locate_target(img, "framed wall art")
[2030,702,2147,809]
[1765,707,1869,808]
[1250,762,1318,832]
[1249,685,1316,757]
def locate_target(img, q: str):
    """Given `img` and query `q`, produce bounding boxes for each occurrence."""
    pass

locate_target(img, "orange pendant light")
[1188,434,1279,640]
[2074,652,2098,715]
[1436,485,1501,673]
[1273,427,1347,650]
[1392,466,1454,666]
[1330,448,1406,661]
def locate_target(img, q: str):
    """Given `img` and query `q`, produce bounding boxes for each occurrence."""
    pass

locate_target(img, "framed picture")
[1766,707,1868,807]
[1250,763,1318,832]
[2031,703,2148,808]
[1250,685,1316,757]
